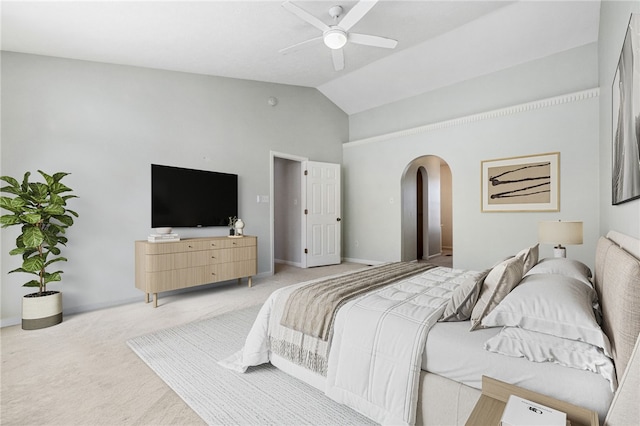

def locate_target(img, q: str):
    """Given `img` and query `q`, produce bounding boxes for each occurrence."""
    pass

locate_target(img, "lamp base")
[553,246,566,258]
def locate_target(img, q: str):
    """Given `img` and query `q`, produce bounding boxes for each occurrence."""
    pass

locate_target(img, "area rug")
[127,305,375,425]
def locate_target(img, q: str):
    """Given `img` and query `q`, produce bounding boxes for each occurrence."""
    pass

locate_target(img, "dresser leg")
[248,276,252,288]
[145,293,150,304]
[153,293,158,308]
[237,278,241,286]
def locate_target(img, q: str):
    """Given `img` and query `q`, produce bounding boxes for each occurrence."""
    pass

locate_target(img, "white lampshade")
[538,221,583,257]
[324,29,347,50]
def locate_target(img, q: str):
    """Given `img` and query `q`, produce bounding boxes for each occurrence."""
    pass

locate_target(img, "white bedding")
[220,266,476,425]
[424,320,614,421]
[221,263,617,425]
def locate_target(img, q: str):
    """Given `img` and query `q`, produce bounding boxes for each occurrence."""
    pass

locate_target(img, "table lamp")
[538,220,583,258]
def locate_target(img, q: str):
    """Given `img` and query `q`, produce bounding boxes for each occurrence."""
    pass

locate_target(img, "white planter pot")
[22,291,63,330]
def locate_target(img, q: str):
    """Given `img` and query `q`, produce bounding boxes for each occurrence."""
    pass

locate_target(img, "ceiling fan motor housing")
[328,5,343,19]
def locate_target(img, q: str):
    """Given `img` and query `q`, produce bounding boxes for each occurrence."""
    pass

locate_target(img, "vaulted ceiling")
[1,1,601,114]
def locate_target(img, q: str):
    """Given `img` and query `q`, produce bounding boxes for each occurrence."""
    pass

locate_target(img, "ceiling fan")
[280,0,398,71]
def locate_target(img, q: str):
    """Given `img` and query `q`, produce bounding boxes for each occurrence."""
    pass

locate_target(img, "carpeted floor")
[0,262,370,425]
[127,305,375,425]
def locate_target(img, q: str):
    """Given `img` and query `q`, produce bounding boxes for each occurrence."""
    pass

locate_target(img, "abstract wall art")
[612,13,640,205]
[481,152,560,212]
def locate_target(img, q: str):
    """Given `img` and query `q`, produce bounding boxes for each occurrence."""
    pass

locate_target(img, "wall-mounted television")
[151,164,238,228]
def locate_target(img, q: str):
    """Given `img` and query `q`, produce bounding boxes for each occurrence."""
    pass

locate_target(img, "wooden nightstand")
[465,376,599,426]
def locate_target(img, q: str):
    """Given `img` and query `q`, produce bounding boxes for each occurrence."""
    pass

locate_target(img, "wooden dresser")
[134,235,257,307]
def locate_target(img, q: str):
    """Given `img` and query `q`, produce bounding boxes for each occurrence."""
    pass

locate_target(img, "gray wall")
[598,1,640,238]
[343,44,601,271]
[0,52,347,325]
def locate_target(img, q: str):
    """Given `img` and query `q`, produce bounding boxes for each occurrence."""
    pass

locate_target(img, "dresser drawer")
[142,239,212,255]
[144,265,218,292]
[216,260,257,281]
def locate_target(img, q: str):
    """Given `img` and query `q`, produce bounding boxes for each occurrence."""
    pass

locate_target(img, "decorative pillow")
[440,269,490,322]
[484,327,617,392]
[469,257,524,331]
[525,257,592,287]
[516,244,539,275]
[481,273,612,356]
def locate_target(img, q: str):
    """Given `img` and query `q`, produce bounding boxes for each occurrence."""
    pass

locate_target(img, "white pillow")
[440,270,489,322]
[481,273,611,355]
[516,244,539,275]
[470,257,524,331]
[484,327,617,392]
[525,258,592,287]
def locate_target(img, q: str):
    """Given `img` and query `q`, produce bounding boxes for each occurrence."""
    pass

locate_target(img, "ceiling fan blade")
[332,49,344,71]
[338,0,378,31]
[349,33,398,49]
[282,1,329,32]
[279,36,323,54]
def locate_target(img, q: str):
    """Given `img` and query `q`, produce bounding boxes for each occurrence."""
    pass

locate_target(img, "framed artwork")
[612,13,640,205]
[481,152,560,212]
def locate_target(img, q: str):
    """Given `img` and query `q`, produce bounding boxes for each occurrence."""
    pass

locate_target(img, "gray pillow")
[470,256,524,331]
[516,244,539,275]
[440,270,489,322]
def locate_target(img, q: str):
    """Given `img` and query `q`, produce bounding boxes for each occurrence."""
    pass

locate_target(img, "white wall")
[0,52,347,325]
[343,45,600,271]
[598,1,640,239]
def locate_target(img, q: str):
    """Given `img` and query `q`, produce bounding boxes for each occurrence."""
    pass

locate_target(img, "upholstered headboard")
[594,232,640,384]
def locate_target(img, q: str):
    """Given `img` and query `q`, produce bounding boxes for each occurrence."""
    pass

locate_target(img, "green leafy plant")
[0,171,78,295]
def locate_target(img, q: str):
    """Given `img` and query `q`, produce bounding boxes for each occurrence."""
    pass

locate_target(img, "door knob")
[336,218,342,222]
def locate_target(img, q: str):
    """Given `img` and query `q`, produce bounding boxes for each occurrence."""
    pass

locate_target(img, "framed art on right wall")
[612,13,640,205]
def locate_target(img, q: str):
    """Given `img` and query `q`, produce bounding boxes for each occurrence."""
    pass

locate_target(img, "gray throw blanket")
[280,262,436,341]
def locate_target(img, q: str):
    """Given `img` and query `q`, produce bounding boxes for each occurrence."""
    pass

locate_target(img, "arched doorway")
[401,156,452,263]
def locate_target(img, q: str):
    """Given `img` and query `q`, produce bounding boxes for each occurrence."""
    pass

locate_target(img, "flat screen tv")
[151,164,238,228]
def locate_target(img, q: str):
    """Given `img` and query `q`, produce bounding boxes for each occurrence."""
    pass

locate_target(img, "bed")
[220,231,640,426]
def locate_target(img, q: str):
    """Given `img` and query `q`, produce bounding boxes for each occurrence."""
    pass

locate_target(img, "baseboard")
[1,272,275,329]
[341,257,382,265]
[275,259,303,268]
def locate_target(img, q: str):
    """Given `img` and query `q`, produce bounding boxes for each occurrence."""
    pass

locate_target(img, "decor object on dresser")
[134,236,257,307]
[612,13,640,205]
[0,171,79,330]
[234,218,245,236]
[481,152,559,212]
[538,220,583,258]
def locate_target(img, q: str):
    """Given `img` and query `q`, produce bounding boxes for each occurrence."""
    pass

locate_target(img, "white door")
[302,161,341,267]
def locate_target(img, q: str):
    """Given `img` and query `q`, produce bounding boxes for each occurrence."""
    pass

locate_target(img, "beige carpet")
[1,258,451,425]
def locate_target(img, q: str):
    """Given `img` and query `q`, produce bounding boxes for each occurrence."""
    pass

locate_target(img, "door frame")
[270,151,308,275]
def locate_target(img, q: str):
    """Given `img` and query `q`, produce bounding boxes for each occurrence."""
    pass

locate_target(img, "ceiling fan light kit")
[281,0,397,71]
[324,28,347,50]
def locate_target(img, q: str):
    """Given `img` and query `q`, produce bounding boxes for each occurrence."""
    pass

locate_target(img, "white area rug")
[127,305,375,425]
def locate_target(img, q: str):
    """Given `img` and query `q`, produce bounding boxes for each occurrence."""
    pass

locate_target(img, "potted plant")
[0,171,78,330]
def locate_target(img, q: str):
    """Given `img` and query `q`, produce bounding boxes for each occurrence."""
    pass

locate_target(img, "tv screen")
[151,164,238,228]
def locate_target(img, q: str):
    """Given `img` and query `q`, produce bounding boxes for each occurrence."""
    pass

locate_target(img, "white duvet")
[325,278,453,425]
